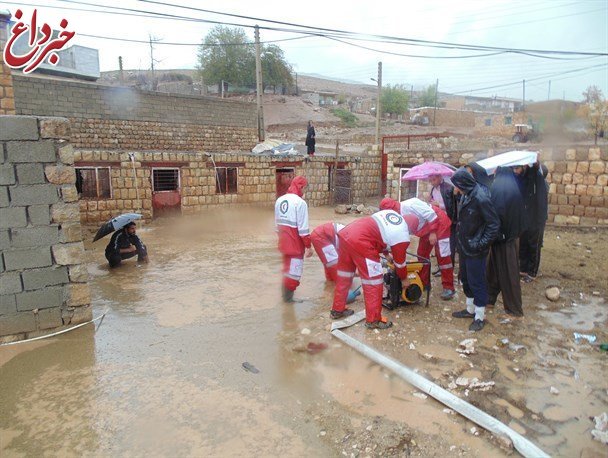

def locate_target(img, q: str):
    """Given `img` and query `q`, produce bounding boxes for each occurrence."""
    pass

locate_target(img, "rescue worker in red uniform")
[311,222,345,282]
[275,176,312,302]
[330,209,410,329]
[380,197,455,300]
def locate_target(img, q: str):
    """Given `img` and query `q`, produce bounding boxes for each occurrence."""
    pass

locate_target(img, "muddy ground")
[1,207,606,457]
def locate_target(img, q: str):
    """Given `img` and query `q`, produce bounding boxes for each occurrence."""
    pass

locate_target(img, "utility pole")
[331,140,339,205]
[118,56,124,84]
[375,61,382,146]
[410,84,414,102]
[433,78,439,126]
[295,72,298,96]
[254,25,265,142]
[522,79,526,111]
[148,35,160,91]
[547,80,551,101]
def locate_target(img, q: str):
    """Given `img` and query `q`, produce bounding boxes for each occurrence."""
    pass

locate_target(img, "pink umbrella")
[401,162,455,181]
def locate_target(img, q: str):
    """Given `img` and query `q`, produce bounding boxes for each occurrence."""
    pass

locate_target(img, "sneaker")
[452,309,475,319]
[365,317,393,329]
[440,289,456,300]
[469,319,485,332]
[330,308,354,319]
[521,275,534,283]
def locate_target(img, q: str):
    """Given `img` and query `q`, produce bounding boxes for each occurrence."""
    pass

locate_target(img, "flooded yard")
[1,207,606,457]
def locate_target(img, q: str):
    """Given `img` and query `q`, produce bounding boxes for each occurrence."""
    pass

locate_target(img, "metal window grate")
[153,169,180,192]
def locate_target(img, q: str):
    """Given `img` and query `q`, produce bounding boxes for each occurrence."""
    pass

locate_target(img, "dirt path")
[1,208,606,457]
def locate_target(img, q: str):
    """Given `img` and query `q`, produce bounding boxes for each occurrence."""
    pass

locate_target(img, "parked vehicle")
[512,124,540,143]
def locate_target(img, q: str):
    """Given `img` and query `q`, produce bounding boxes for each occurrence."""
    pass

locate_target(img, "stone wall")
[386,146,608,227]
[74,150,381,223]
[0,116,91,342]
[473,112,529,137]
[12,74,258,151]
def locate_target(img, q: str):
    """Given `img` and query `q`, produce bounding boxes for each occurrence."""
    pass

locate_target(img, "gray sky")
[4,0,608,101]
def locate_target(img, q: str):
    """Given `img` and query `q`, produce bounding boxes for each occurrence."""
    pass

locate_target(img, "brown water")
[1,208,606,457]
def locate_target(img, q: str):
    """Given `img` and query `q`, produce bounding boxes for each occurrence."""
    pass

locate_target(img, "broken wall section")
[0,116,91,342]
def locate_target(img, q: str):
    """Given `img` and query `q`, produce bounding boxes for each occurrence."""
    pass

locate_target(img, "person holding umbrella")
[105,222,148,268]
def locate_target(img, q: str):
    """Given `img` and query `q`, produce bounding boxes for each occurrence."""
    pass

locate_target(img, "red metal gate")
[152,168,181,217]
[276,168,295,198]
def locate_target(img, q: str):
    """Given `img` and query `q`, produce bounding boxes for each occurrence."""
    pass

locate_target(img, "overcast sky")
[3,0,607,101]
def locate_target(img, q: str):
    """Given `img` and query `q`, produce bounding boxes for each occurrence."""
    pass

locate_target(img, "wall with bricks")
[0,116,91,342]
[386,146,608,226]
[12,74,258,151]
[0,13,15,115]
[73,150,382,223]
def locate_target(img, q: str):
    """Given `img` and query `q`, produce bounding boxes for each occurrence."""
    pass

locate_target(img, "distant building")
[301,90,338,106]
[444,95,522,113]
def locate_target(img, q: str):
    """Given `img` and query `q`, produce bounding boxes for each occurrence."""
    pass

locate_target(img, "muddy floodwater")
[1,207,607,457]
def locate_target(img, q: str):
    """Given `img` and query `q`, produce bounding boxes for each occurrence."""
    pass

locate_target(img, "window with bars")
[215,167,238,194]
[152,168,180,192]
[75,167,111,198]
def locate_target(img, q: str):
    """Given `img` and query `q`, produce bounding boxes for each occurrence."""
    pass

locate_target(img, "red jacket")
[339,210,410,279]
[311,222,344,247]
[275,176,311,256]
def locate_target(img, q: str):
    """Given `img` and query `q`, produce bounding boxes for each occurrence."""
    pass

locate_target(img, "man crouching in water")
[105,222,149,268]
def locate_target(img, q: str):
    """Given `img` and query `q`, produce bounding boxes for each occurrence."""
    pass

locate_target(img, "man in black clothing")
[519,162,549,281]
[450,168,500,332]
[487,167,525,317]
[105,222,149,268]
[305,120,316,156]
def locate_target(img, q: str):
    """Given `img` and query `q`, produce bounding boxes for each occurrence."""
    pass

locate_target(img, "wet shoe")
[282,287,295,303]
[469,319,485,332]
[365,317,393,329]
[452,309,474,318]
[521,275,534,283]
[440,289,456,300]
[330,308,354,319]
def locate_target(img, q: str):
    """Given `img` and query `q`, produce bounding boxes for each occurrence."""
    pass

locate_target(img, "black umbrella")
[93,213,142,242]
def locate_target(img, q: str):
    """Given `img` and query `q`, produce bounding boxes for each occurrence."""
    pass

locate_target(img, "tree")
[261,44,293,92]
[381,84,409,117]
[419,84,437,108]
[197,26,293,92]
[580,85,608,145]
[197,26,255,88]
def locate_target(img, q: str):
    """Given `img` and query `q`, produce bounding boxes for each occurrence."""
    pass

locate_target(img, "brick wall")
[473,112,529,137]
[73,150,382,223]
[12,74,258,151]
[0,116,92,342]
[0,13,15,115]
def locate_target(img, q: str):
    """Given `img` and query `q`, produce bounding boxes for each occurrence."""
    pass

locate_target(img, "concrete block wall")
[0,116,92,342]
[12,74,258,151]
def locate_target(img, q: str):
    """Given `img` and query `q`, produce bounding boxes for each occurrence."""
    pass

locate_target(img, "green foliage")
[331,108,358,127]
[337,93,347,105]
[419,84,438,108]
[380,84,409,116]
[197,26,293,90]
[159,72,193,83]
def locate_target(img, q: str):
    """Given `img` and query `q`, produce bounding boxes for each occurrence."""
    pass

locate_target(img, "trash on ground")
[242,362,260,374]
[455,377,469,386]
[301,328,311,335]
[306,342,328,354]
[550,386,560,395]
[457,338,477,355]
[591,412,608,444]
[573,332,597,344]
[413,391,428,400]
[251,140,298,155]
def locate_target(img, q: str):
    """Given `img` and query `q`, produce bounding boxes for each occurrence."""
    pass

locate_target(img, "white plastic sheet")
[476,150,538,175]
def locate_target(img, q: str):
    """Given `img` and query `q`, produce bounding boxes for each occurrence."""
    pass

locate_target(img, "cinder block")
[3,247,52,270]
[16,163,46,184]
[0,230,9,250]
[0,294,17,315]
[0,207,27,229]
[0,312,36,335]
[37,307,63,330]
[0,186,8,207]
[9,184,59,205]
[16,286,63,311]
[0,272,22,294]
[0,164,15,185]
[0,116,39,141]
[28,205,51,225]
[21,266,69,290]
[10,226,59,248]
[6,140,56,163]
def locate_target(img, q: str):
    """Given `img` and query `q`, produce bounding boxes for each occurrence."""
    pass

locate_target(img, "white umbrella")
[476,150,538,175]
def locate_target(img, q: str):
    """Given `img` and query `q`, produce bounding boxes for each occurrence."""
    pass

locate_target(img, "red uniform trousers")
[332,240,384,323]
[417,212,454,291]
[310,232,339,282]
[282,254,304,292]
